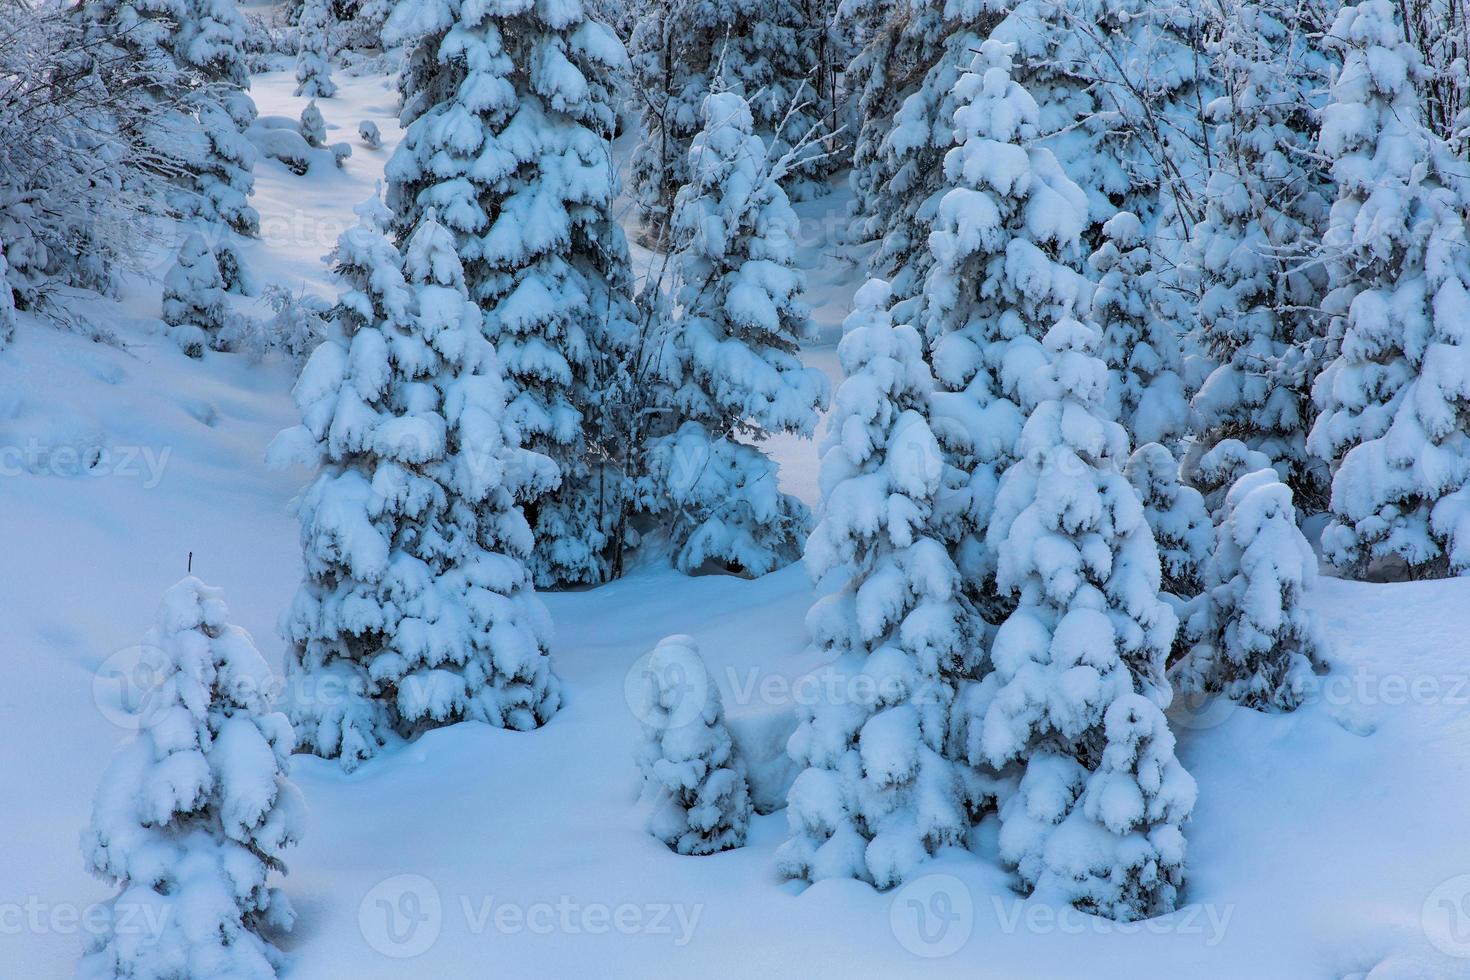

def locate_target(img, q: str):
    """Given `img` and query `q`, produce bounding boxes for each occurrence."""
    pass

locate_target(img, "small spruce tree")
[80,577,302,980]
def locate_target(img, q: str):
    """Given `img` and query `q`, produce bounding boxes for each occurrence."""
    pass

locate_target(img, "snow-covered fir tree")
[80,577,302,980]
[647,89,828,575]
[1307,0,1470,578]
[1178,468,1329,709]
[384,0,638,587]
[856,1,1000,323]
[922,38,1092,614]
[1189,0,1335,508]
[162,233,228,357]
[1126,442,1212,598]
[779,278,977,889]
[272,200,560,770]
[975,318,1193,921]
[180,0,261,237]
[634,635,752,855]
[1090,211,1189,449]
[627,0,832,241]
[76,0,258,240]
[844,0,944,269]
[300,100,326,147]
[294,0,337,99]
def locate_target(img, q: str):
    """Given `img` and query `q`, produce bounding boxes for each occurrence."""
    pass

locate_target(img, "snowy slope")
[3,67,1470,980]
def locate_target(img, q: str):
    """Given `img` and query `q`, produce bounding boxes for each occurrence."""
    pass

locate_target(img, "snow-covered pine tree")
[1307,0,1470,578]
[921,38,1092,616]
[179,0,260,237]
[1178,468,1329,709]
[80,577,302,980]
[300,99,326,147]
[294,0,336,98]
[272,200,560,770]
[1090,211,1189,449]
[628,0,832,242]
[74,0,257,242]
[779,278,976,888]
[856,0,1002,324]
[1126,442,1212,598]
[648,89,828,575]
[635,635,752,855]
[384,0,638,587]
[844,0,949,271]
[1189,0,1335,509]
[162,233,228,357]
[976,317,1193,921]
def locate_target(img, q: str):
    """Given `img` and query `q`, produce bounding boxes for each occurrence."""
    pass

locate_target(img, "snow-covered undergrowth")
[2,67,1469,980]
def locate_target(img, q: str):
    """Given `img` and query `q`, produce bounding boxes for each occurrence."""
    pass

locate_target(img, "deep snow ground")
[2,67,1470,979]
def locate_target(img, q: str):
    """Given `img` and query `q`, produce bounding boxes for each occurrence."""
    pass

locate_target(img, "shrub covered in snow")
[299,100,326,147]
[779,279,978,889]
[272,199,560,770]
[1178,469,1329,710]
[635,635,752,855]
[644,90,828,575]
[163,234,228,358]
[385,0,638,587]
[79,577,302,980]
[358,120,381,148]
[1307,0,1470,579]
[973,319,1193,921]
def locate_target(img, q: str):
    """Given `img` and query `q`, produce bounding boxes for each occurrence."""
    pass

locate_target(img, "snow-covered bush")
[922,38,1092,611]
[1126,442,1212,598]
[1189,0,1334,509]
[385,0,638,587]
[222,284,328,365]
[1090,212,1188,450]
[975,317,1192,921]
[1307,0,1470,578]
[295,0,337,98]
[358,120,381,148]
[1178,469,1329,710]
[80,577,302,980]
[163,234,228,357]
[635,635,752,855]
[644,424,810,576]
[645,90,828,575]
[272,200,560,770]
[299,100,326,147]
[778,279,977,889]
